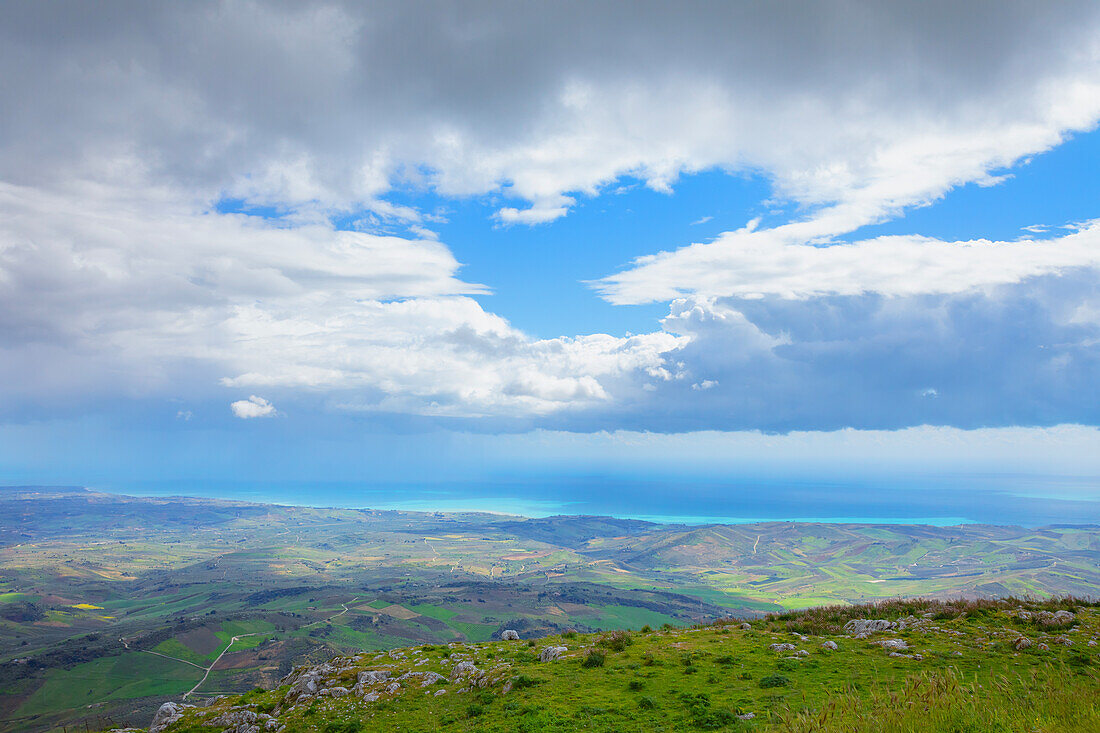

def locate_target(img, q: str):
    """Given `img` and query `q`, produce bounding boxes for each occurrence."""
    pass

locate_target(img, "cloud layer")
[1,1,1099,434]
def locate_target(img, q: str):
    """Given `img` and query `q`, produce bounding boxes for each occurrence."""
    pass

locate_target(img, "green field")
[1,488,1099,732]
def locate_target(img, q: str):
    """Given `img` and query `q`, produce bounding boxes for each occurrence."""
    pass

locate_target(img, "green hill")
[143,597,1100,733]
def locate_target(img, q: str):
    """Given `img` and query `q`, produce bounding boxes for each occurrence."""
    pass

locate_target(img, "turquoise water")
[75,472,1100,527]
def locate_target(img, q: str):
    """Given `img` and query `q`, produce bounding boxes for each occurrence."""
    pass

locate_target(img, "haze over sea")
[83,471,1100,527]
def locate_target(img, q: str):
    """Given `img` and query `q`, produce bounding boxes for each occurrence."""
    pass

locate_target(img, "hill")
[2,488,1099,731]
[138,597,1100,732]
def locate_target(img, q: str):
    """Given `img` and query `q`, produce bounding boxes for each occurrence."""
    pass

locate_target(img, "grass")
[16,652,198,715]
[154,597,1100,733]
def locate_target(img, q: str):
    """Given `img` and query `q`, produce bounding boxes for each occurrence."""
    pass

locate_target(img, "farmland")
[0,487,1097,731]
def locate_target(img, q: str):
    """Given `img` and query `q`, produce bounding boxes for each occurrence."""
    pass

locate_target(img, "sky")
[1,1,1100,516]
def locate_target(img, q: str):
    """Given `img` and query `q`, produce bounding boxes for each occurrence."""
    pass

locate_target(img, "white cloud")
[231,395,277,419]
[597,220,1100,304]
[0,181,684,417]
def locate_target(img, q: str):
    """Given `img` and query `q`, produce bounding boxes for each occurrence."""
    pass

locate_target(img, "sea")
[82,472,1100,527]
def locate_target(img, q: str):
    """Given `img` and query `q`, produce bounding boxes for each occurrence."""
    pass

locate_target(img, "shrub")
[638,696,656,710]
[640,624,653,633]
[598,630,633,651]
[466,704,484,718]
[628,679,644,691]
[583,649,607,668]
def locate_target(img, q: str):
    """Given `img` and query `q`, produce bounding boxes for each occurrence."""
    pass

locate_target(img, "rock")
[539,645,568,662]
[150,702,193,733]
[738,713,755,720]
[451,660,482,680]
[1052,636,1073,646]
[844,619,896,637]
[319,687,349,698]
[1013,636,1032,650]
[208,709,259,733]
[264,721,278,732]
[500,629,521,641]
[434,689,447,696]
[821,640,838,650]
[768,643,797,652]
[384,682,401,694]
[1089,640,1097,647]
[419,671,445,687]
[1037,643,1049,651]
[357,670,392,685]
[396,671,445,687]
[794,650,809,657]
[739,623,751,630]
[879,639,909,651]
[1037,610,1075,627]
[283,669,323,703]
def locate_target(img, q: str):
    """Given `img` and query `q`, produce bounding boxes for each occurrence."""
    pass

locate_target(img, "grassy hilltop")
[151,597,1100,733]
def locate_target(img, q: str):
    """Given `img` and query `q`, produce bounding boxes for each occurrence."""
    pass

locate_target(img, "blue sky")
[1,2,1100,516]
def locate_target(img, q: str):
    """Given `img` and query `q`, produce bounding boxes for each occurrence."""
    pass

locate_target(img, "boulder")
[878,639,909,651]
[821,640,838,651]
[208,709,260,733]
[357,670,391,685]
[318,687,349,698]
[500,629,521,641]
[1013,636,1032,650]
[283,669,323,703]
[768,643,797,652]
[451,660,482,681]
[1038,610,1075,627]
[149,702,192,733]
[539,645,568,662]
[843,619,896,637]
[739,623,751,631]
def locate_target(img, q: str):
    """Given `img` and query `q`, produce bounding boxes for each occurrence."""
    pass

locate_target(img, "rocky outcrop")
[878,639,909,651]
[768,643,796,652]
[450,660,481,681]
[150,703,192,733]
[500,629,520,640]
[357,669,392,685]
[539,645,568,662]
[207,708,269,733]
[844,619,896,637]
